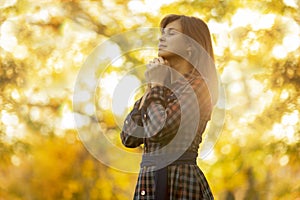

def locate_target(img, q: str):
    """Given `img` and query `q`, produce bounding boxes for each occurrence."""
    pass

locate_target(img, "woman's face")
[158,19,188,59]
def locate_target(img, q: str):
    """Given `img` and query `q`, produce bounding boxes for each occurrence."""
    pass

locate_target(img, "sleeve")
[139,85,182,144]
[120,78,212,148]
[140,78,212,145]
[120,97,145,148]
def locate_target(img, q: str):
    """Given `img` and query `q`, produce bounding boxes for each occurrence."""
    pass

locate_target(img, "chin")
[158,49,171,58]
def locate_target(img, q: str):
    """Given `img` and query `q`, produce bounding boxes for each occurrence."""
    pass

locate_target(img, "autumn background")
[0,0,300,199]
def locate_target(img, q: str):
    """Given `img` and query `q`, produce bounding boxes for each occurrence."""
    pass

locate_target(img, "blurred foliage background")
[0,0,300,199]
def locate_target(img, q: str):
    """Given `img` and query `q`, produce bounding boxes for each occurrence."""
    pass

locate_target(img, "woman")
[121,14,218,200]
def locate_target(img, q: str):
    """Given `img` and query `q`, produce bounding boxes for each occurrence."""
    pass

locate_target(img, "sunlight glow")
[221,61,242,83]
[112,57,125,67]
[54,60,64,73]
[98,96,111,110]
[0,19,16,36]
[247,79,263,98]
[283,0,299,8]
[228,81,244,94]
[252,14,276,31]
[279,155,289,166]
[283,34,300,52]
[200,149,217,162]
[61,112,75,130]
[1,111,19,126]
[61,19,97,44]
[284,17,300,35]
[84,103,94,116]
[74,113,91,128]
[241,32,260,54]
[94,41,122,63]
[98,72,141,115]
[0,0,17,9]
[7,123,26,140]
[13,45,29,59]
[0,35,17,52]
[29,107,41,122]
[102,0,116,9]
[231,9,275,30]
[256,90,274,112]
[282,110,299,126]
[1,110,26,141]
[73,90,91,103]
[239,89,274,124]
[112,75,141,116]
[128,0,178,14]
[74,52,84,64]
[208,20,230,56]
[269,110,299,144]
[11,155,21,166]
[5,126,14,142]
[36,9,50,23]
[280,89,289,101]
[249,41,260,54]
[61,106,75,130]
[221,144,231,155]
[27,6,65,24]
[25,89,49,105]
[272,45,288,59]
[100,72,121,98]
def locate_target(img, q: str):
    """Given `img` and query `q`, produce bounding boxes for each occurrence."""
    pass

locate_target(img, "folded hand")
[145,57,170,87]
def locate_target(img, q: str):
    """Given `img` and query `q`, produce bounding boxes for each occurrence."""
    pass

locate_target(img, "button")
[125,120,128,124]
[143,114,147,119]
[141,190,146,196]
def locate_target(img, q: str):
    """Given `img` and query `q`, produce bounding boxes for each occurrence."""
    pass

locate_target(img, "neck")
[166,57,193,83]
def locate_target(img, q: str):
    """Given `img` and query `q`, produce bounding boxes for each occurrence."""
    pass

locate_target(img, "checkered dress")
[121,71,214,200]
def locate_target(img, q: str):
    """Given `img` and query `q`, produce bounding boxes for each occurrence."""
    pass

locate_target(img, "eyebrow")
[162,27,180,33]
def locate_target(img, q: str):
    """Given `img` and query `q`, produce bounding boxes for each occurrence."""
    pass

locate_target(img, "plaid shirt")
[121,71,214,199]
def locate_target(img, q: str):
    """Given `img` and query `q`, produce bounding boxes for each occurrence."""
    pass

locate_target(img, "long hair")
[160,14,219,106]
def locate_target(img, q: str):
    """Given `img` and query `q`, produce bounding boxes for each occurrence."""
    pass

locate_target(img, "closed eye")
[161,28,179,36]
[169,30,175,35]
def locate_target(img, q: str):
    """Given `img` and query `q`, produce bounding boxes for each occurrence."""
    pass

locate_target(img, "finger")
[146,64,153,70]
[144,70,149,80]
[147,60,154,68]
[152,58,159,64]
[157,57,165,64]
[164,59,169,66]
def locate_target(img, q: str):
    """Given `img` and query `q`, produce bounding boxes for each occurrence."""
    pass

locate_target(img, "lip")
[158,44,166,49]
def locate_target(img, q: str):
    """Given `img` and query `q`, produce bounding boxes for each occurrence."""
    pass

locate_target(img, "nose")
[159,34,166,42]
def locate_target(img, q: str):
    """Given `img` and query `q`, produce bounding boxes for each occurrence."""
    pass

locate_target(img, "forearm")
[120,98,144,148]
[140,85,181,143]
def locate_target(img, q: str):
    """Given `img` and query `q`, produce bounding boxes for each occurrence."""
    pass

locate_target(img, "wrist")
[150,83,163,88]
